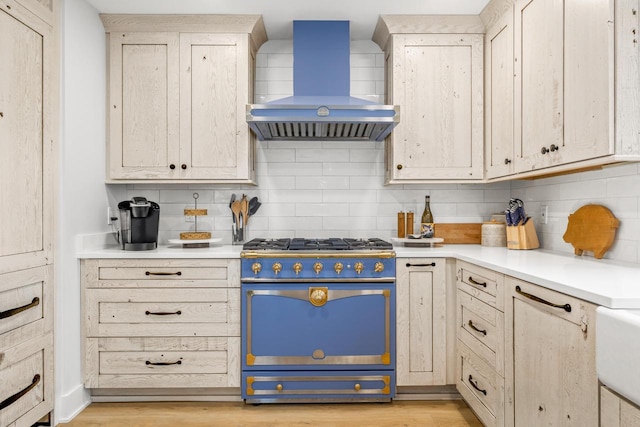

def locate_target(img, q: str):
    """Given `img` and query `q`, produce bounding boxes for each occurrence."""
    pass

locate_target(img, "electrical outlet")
[107,207,113,225]
[541,205,549,224]
[185,215,195,223]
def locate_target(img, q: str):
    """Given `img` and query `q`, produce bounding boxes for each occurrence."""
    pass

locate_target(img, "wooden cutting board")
[434,223,482,244]
[562,204,619,259]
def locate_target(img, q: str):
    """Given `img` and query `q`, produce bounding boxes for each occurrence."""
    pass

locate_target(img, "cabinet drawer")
[456,340,503,427]
[85,337,240,389]
[83,259,240,288]
[457,289,504,375]
[0,266,53,349]
[0,334,53,427]
[85,288,240,337]
[243,370,394,402]
[457,261,504,310]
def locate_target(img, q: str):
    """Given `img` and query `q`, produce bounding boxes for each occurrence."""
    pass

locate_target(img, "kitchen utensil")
[231,200,242,240]
[249,197,261,216]
[562,204,619,259]
[433,223,482,244]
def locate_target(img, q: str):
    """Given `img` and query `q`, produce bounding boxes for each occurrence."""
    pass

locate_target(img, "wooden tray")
[563,204,619,259]
[434,223,482,244]
[391,237,444,247]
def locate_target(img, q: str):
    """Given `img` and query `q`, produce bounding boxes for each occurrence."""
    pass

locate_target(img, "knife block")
[506,219,540,250]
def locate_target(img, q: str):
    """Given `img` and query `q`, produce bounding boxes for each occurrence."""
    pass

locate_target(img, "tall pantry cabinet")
[0,0,58,425]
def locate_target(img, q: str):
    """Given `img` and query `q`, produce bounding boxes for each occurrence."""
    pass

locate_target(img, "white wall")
[57,0,110,421]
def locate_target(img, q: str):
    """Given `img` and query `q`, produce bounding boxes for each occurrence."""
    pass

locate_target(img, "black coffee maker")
[117,197,160,250]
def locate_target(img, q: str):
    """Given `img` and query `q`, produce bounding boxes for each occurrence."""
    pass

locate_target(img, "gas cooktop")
[242,237,393,251]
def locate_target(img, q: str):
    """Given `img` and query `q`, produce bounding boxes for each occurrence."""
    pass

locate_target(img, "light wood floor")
[60,400,483,427]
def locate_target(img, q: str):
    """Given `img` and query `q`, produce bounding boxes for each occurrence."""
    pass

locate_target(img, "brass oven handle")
[468,276,487,287]
[0,297,40,319]
[146,360,182,366]
[146,271,182,276]
[0,374,40,410]
[145,310,182,316]
[515,286,571,312]
[468,320,487,336]
[468,375,487,396]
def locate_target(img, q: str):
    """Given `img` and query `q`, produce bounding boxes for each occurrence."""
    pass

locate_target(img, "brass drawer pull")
[0,297,40,319]
[145,310,182,316]
[146,360,182,366]
[468,276,487,287]
[406,262,436,267]
[0,374,40,410]
[515,286,571,312]
[468,375,487,396]
[145,271,182,276]
[468,320,487,336]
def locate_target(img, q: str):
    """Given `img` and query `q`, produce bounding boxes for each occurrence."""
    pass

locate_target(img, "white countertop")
[77,234,640,309]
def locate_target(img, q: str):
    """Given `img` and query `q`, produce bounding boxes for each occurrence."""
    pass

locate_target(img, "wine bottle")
[421,195,434,238]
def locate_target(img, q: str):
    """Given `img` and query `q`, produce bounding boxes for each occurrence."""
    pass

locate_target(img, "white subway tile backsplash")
[104,41,640,264]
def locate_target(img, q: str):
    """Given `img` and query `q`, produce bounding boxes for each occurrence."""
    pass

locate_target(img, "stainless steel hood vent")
[247,21,400,142]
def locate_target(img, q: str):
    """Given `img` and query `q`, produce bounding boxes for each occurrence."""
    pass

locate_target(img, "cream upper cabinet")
[102,15,266,183]
[482,2,515,179]
[481,0,639,180]
[504,277,598,427]
[514,0,612,173]
[395,258,447,386]
[179,33,254,180]
[373,16,484,183]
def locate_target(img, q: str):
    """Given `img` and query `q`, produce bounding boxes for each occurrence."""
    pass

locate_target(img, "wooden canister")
[397,212,406,238]
[481,220,507,247]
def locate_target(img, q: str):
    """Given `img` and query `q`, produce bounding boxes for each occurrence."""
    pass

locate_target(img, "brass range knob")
[334,262,344,274]
[313,262,323,274]
[354,383,361,391]
[292,262,303,275]
[251,262,262,274]
[374,262,384,273]
[272,262,282,275]
[276,383,283,391]
[354,262,364,275]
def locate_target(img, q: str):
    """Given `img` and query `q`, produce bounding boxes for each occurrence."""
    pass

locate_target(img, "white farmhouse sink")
[596,307,640,406]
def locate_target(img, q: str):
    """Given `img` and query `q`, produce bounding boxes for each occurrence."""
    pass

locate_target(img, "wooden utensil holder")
[506,219,539,250]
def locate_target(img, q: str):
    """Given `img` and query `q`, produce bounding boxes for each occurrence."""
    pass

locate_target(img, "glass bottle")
[421,195,434,238]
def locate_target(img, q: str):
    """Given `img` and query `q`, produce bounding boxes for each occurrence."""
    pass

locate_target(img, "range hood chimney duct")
[246,21,400,142]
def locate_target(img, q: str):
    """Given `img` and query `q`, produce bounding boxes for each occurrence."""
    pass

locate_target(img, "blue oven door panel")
[243,370,396,402]
[242,283,395,371]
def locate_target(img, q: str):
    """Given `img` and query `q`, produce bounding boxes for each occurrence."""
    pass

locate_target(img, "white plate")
[168,238,223,245]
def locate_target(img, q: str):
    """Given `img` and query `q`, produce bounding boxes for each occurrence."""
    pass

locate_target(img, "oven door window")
[242,282,395,371]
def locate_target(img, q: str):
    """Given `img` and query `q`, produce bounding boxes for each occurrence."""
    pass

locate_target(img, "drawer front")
[99,351,227,374]
[0,266,52,349]
[457,261,504,310]
[457,289,504,374]
[243,370,394,402]
[85,259,240,289]
[0,334,53,427]
[85,337,240,389]
[456,340,502,427]
[85,288,240,337]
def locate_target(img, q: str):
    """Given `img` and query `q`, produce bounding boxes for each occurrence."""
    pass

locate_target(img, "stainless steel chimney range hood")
[246,21,400,142]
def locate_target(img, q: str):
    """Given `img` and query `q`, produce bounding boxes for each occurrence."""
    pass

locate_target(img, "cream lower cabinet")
[373,16,484,183]
[601,385,640,427]
[102,15,266,183]
[455,261,505,427]
[82,259,240,390]
[395,258,446,386]
[504,277,598,427]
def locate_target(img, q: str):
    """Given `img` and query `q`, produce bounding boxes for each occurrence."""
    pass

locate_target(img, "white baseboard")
[55,384,91,425]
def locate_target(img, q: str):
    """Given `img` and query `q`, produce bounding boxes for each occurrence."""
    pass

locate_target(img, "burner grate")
[289,238,350,250]
[242,238,291,251]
